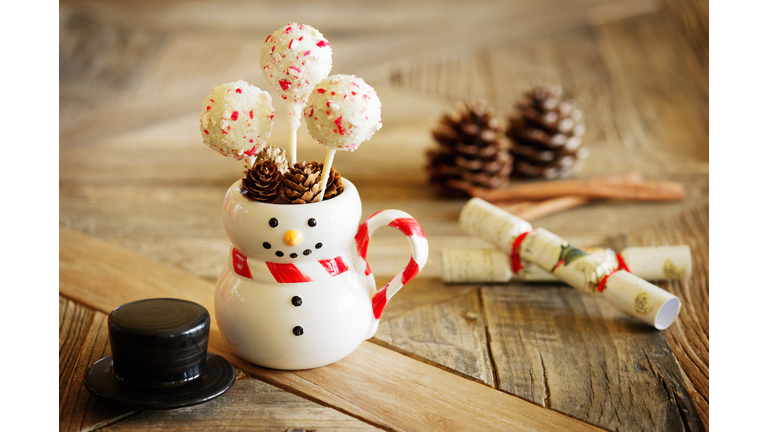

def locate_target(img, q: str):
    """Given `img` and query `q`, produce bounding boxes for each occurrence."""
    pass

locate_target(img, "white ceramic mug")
[214,178,428,370]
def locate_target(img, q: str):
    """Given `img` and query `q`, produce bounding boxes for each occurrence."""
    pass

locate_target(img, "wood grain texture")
[60,297,95,411]
[59,227,603,432]
[481,283,704,432]
[375,289,495,386]
[99,376,381,431]
[59,301,136,432]
[622,204,709,429]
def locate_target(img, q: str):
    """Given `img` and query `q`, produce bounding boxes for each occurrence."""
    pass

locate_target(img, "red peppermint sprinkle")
[316,40,329,48]
[316,88,326,94]
[290,66,301,73]
[351,91,357,96]
[334,116,345,135]
[351,81,360,88]
[289,39,294,49]
[221,129,228,135]
[231,111,239,120]
[299,36,304,41]
[271,46,275,53]
[249,139,254,143]
[285,26,293,34]
[244,145,259,157]
[269,114,274,119]
[303,50,311,56]
[279,79,291,91]
[210,98,215,102]
[204,130,209,134]
[265,35,271,43]
[249,110,254,119]
[308,108,314,116]
[206,106,211,111]
[235,88,242,93]
[331,91,335,95]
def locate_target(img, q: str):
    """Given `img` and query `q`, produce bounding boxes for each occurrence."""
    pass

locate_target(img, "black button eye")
[308,218,317,227]
[269,218,279,228]
[315,243,323,249]
[276,251,284,257]
[263,242,271,249]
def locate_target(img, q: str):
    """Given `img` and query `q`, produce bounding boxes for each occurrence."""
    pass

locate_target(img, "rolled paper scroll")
[456,197,682,329]
[620,246,692,279]
[603,270,681,330]
[440,246,692,284]
[458,198,532,252]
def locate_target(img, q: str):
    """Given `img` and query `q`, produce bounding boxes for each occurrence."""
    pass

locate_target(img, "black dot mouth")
[290,253,298,258]
[275,251,284,257]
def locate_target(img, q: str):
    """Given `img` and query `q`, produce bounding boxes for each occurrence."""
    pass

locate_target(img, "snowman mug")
[214,178,428,370]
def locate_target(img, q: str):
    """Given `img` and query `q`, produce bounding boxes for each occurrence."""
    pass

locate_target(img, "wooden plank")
[622,204,709,429]
[481,282,705,431]
[59,300,136,432]
[99,376,381,431]
[59,227,603,432]
[60,297,94,412]
[374,289,495,386]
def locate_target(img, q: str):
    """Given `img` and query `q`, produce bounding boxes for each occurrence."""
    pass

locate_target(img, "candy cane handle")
[354,209,429,320]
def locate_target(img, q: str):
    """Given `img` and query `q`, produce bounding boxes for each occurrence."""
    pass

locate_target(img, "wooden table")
[59,0,708,430]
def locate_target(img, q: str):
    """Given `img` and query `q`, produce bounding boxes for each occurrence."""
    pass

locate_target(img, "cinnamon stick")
[470,173,685,202]
[496,196,591,221]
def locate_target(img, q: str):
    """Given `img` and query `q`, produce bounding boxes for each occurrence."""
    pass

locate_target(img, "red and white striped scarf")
[231,247,351,283]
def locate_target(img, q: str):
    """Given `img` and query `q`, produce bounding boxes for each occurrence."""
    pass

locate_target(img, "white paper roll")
[602,270,681,330]
[459,198,532,252]
[519,228,615,293]
[620,245,692,280]
[441,249,512,283]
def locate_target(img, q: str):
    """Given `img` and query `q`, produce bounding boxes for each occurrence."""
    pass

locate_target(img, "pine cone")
[241,160,284,203]
[506,83,589,179]
[426,100,513,196]
[281,161,344,204]
[255,145,289,174]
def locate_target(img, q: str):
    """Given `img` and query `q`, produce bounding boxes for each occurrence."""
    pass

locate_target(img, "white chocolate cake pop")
[200,80,275,160]
[303,74,382,151]
[260,23,333,130]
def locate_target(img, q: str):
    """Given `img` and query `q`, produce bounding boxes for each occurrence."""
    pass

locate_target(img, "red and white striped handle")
[354,210,429,320]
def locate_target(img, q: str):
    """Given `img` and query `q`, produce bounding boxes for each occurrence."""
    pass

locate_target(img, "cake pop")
[260,23,333,164]
[303,74,382,200]
[200,80,275,165]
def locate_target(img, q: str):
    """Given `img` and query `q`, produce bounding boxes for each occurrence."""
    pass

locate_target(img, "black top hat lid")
[84,298,236,411]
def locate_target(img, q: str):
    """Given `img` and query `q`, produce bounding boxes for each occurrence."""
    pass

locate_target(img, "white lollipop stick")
[289,127,297,165]
[317,148,337,202]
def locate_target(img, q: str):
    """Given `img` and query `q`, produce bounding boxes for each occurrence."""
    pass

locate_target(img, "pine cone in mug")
[281,161,343,204]
[506,83,589,179]
[241,160,284,203]
[426,100,513,196]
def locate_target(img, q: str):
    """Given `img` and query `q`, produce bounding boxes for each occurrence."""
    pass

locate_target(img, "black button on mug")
[293,326,304,336]
[291,296,302,307]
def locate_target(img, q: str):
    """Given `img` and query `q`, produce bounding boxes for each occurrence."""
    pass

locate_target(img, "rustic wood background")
[59,0,709,430]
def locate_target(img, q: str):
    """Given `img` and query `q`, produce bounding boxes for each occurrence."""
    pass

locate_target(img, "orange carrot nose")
[284,230,302,246]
